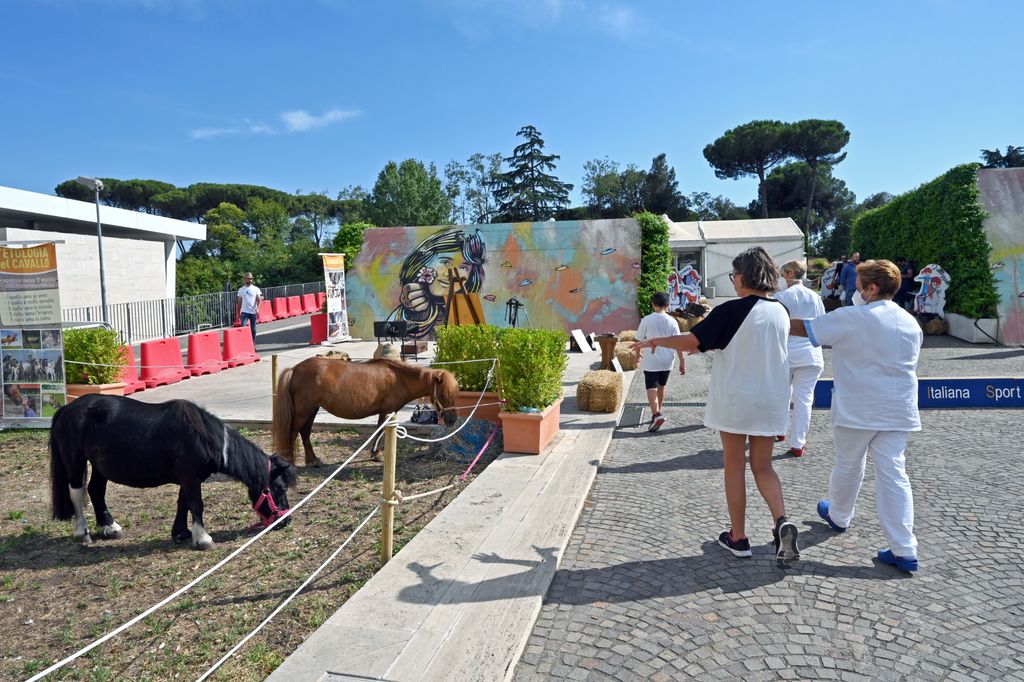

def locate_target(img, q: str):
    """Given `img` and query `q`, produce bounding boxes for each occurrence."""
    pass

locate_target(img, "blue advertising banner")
[813,377,1024,409]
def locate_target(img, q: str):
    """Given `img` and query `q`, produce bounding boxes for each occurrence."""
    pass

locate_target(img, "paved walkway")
[513,339,1024,681]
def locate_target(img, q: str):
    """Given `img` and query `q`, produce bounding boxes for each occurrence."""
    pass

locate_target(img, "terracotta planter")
[310,313,328,345]
[66,382,127,402]
[452,390,502,424]
[498,398,562,455]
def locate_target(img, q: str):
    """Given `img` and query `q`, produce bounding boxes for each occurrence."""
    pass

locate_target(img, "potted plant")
[434,324,501,424]
[63,326,128,401]
[495,327,568,454]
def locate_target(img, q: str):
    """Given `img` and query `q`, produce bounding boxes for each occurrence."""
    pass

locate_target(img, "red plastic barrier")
[316,292,326,309]
[287,295,303,317]
[272,297,290,319]
[257,300,275,323]
[139,338,191,388]
[310,313,327,345]
[222,327,261,367]
[117,345,146,395]
[301,293,318,315]
[186,331,228,376]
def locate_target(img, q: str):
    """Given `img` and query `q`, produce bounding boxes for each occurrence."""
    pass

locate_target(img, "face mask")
[852,290,867,306]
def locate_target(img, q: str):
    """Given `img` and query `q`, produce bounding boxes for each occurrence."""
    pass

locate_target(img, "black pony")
[50,394,298,550]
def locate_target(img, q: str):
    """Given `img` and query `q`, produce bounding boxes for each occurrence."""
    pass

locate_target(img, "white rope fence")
[25,417,392,682]
[194,504,381,682]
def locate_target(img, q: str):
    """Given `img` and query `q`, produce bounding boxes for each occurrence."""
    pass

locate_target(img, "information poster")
[0,243,65,427]
[321,253,351,344]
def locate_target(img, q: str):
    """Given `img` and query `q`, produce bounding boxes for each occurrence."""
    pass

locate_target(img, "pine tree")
[493,125,574,221]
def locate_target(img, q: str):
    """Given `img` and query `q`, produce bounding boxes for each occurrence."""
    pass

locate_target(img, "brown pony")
[272,357,460,466]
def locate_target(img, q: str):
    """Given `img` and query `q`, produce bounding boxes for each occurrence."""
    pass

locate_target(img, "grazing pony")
[50,395,298,550]
[272,357,459,466]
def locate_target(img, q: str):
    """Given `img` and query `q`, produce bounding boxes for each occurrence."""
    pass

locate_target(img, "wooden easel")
[444,268,485,326]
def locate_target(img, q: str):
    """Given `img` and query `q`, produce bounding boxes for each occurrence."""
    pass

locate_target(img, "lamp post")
[75,176,109,325]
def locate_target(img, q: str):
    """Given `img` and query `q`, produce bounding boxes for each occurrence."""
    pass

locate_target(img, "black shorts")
[644,370,671,390]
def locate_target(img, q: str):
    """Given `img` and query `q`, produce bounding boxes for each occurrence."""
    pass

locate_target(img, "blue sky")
[2,0,1021,212]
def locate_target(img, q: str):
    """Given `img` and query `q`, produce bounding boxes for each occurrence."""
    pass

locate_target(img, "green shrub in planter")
[63,327,124,385]
[495,328,568,413]
[434,325,500,391]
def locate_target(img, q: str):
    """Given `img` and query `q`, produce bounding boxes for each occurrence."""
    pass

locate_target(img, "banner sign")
[0,243,65,428]
[813,377,1024,409]
[320,253,351,344]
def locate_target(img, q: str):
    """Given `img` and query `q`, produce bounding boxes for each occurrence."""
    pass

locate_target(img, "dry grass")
[0,426,494,681]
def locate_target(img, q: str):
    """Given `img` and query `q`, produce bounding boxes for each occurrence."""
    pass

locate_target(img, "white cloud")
[189,126,240,140]
[189,108,358,140]
[280,108,359,132]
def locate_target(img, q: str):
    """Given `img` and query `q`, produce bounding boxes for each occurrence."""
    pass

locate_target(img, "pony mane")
[369,359,459,402]
[171,400,267,494]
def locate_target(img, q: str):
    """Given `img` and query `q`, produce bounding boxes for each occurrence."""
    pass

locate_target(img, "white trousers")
[787,364,822,449]
[830,426,918,558]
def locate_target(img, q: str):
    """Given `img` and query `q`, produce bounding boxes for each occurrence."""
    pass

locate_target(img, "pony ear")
[270,453,299,487]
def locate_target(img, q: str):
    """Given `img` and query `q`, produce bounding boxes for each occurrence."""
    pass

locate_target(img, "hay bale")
[617,330,637,342]
[317,350,350,360]
[674,315,705,333]
[577,370,624,413]
[923,317,948,336]
[614,343,638,370]
[373,343,402,361]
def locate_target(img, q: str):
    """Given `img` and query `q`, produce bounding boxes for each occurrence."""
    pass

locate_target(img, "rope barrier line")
[397,362,496,444]
[386,422,501,506]
[193,505,382,682]
[24,417,392,682]
[64,356,497,370]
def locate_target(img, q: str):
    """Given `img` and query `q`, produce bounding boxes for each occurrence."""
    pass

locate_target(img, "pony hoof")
[102,524,124,540]
[74,533,93,545]
[173,531,192,544]
[193,538,215,551]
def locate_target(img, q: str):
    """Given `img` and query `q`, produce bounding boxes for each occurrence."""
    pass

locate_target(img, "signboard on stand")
[0,242,65,428]
[320,253,351,344]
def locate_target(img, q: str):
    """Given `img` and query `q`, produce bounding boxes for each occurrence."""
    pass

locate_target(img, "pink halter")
[251,459,289,528]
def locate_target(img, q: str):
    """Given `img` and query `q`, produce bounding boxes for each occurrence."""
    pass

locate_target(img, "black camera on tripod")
[373,320,409,340]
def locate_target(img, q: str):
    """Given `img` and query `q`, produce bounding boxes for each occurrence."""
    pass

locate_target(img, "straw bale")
[923,317,948,336]
[577,370,624,413]
[614,343,638,370]
[674,315,705,333]
[617,330,637,342]
[317,350,351,360]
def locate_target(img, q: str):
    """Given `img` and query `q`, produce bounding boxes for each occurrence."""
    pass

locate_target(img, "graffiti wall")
[347,218,641,340]
[977,169,1024,346]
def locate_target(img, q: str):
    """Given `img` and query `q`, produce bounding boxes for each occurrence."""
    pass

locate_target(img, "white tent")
[664,216,805,296]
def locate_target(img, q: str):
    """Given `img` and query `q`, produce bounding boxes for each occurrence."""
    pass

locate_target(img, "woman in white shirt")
[774,260,826,458]
[791,259,922,572]
[632,247,800,567]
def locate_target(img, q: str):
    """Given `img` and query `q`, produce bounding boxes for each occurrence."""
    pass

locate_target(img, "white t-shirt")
[691,296,790,436]
[775,283,825,369]
[806,300,922,432]
[635,311,681,371]
[237,284,262,314]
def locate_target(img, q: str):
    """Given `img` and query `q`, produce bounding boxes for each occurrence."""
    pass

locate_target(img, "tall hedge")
[852,164,997,318]
[634,211,671,317]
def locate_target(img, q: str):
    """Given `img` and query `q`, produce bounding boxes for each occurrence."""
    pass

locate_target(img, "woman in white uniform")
[632,247,800,567]
[774,260,826,457]
[791,259,922,572]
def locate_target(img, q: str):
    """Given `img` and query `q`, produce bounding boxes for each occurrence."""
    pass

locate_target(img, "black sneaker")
[773,516,800,567]
[718,530,752,558]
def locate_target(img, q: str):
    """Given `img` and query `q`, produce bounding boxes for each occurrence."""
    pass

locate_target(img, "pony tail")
[49,409,74,520]
[272,367,297,462]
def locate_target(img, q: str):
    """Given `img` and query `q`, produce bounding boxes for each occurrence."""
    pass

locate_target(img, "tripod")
[505,297,525,328]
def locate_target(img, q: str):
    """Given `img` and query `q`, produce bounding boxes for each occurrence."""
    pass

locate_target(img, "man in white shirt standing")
[635,291,685,432]
[235,272,263,345]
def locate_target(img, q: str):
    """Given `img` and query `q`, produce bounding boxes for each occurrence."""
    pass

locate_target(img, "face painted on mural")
[394,228,487,340]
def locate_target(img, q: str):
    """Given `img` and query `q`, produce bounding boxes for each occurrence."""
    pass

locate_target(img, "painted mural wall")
[977,169,1024,346]
[347,218,641,340]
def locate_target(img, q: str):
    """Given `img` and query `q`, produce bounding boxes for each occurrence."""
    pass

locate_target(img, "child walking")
[635,291,686,432]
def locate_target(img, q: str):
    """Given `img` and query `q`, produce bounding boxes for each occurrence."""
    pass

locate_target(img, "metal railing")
[62,281,325,345]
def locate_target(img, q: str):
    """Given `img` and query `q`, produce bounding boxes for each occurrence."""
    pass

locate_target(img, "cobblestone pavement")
[514,337,1024,681]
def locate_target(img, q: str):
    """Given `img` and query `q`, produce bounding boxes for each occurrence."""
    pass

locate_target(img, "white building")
[0,185,205,310]
[665,216,805,296]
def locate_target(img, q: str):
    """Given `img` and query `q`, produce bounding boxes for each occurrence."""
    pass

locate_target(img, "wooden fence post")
[381,414,398,567]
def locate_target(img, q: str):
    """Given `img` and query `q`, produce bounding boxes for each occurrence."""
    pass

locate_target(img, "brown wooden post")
[380,414,398,566]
